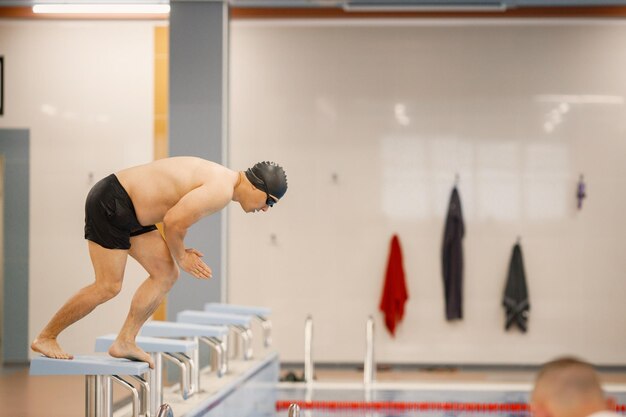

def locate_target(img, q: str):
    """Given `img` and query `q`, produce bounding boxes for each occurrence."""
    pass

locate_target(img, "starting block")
[30,355,150,417]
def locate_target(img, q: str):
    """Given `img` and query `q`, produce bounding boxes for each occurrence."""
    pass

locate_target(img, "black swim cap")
[245,161,288,201]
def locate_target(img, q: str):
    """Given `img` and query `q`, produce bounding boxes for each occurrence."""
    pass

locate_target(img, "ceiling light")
[32,4,170,14]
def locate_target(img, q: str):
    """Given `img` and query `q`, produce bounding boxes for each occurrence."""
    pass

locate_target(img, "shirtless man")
[31,157,288,368]
[531,357,619,417]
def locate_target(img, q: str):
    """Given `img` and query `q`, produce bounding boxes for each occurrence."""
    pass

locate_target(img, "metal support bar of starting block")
[86,375,112,417]
[189,337,200,394]
[200,336,227,376]
[110,375,141,417]
[163,352,193,399]
[127,375,151,417]
[230,324,253,360]
[95,334,195,417]
[204,303,273,348]
[256,316,272,348]
[150,353,163,417]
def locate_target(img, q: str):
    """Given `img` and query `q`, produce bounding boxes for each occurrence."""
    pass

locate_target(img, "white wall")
[0,20,156,356]
[228,20,626,365]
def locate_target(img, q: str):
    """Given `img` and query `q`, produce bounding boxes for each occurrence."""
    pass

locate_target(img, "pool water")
[275,384,626,417]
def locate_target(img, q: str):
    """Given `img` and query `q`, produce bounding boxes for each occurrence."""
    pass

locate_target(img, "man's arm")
[163,185,229,279]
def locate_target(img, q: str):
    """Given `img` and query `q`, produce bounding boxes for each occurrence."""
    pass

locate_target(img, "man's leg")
[108,230,179,369]
[31,241,128,359]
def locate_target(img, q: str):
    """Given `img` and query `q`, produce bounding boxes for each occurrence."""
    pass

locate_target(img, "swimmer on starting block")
[31,157,288,368]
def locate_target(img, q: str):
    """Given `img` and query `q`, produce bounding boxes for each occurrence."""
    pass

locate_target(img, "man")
[31,157,288,368]
[531,357,619,417]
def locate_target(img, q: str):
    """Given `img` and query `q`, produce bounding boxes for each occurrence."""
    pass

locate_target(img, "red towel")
[379,234,409,337]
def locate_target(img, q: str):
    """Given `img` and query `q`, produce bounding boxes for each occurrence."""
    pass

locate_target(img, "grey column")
[0,129,30,363]
[168,0,229,319]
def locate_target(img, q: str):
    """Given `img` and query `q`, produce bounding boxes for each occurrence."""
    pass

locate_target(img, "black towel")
[502,243,530,332]
[442,186,464,320]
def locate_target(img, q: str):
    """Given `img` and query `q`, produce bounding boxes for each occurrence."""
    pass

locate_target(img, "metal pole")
[85,375,97,417]
[221,335,229,374]
[110,375,141,417]
[156,403,174,417]
[288,403,301,417]
[304,315,313,384]
[364,315,375,385]
[149,353,163,417]
[201,336,227,377]
[229,326,239,359]
[188,336,201,393]
[102,375,112,417]
[255,315,272,348]
[128,375,151,417]
[85,375,111,417]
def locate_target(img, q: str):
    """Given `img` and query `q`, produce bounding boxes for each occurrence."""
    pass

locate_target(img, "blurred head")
[237,161,288,213]
[531,357,614,417]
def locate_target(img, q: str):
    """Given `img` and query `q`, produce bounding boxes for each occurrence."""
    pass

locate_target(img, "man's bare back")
[116,157,238,226]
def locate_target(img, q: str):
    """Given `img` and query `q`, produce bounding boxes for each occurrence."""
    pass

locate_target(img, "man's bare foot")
[108,340,154,369]
[31,337,74,360]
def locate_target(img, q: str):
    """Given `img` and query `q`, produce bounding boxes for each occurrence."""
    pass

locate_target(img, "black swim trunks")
[84,174,158,250]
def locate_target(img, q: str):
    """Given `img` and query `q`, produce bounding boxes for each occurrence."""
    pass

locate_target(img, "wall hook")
[577,174,586,210]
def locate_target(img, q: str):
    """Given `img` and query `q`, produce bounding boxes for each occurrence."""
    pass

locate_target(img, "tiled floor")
[0,365,85,417]
[2,363,626,417]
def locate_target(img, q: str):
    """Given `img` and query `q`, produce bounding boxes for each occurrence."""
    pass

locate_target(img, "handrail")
[255,315,273,347]
[231,325,253,360]
[128,374,151,417]
[163,352,193,399]
[156,403,174,417]
[111,375,141,417]
[173,352,194,397]
[200,336,227,376]
[288,403,300,417]
[364,315,375,385]
[304,315,313,384]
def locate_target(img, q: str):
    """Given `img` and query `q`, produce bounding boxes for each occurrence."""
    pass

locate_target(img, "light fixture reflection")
[535,94,624,105]
[394,103,410,126]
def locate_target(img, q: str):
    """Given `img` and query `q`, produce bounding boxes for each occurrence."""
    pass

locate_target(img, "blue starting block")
[203,302,271,317]
[204,303,273,348]
[30,355,150,417]
[177,310,252,327]
[140,321,229,391]
[30,355,148,376]
[177,310,254,360]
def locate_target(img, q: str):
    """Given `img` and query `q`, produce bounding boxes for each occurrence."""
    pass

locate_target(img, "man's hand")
[179,248,213,279]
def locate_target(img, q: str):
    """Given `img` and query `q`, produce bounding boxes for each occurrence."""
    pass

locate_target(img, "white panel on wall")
[229,20,626,365]
[0,20,156,356]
